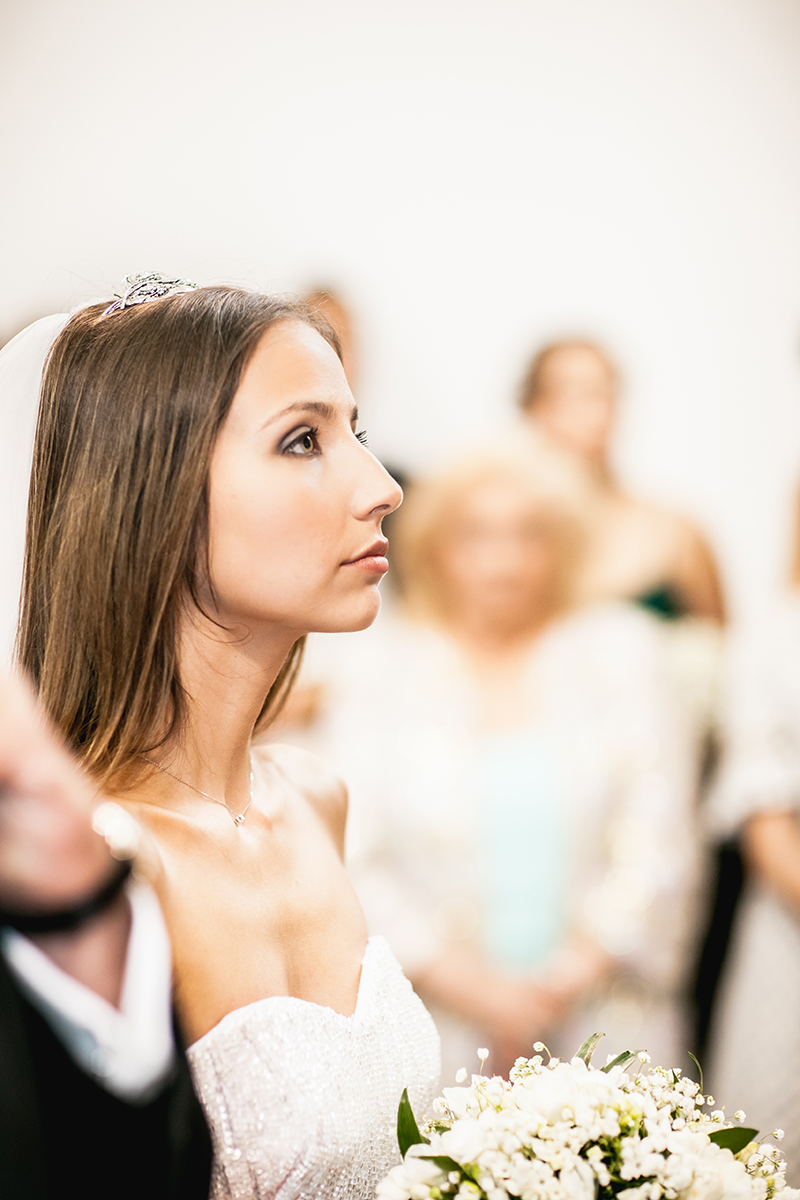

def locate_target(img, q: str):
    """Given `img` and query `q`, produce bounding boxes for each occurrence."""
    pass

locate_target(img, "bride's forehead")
[232,320,350,416]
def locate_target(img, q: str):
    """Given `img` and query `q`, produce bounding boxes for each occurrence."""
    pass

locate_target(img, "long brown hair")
[18,286,340,787]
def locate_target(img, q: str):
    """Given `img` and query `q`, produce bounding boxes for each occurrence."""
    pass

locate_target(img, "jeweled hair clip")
[103,272,198,316]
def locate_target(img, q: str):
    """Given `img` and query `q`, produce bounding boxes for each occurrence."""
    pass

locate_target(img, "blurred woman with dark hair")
[519,339,726,623]
[303,286,359,391]
[520,342,729,1050]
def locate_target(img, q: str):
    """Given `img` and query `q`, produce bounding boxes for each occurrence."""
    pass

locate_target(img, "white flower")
[377,1155,443,1199]
[439,1117,490,1163]
[561,1159,595,1200]
[684,1144,763,1200]
[734,1112,746,1122]
[378,1040,786,1200]
[455,1068,468,1083]
[375,1175,411,1200]
[774,1130,786,1141]
[441,1086,471,1120]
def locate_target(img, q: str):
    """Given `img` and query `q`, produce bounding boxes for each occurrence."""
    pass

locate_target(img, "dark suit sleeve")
[0,951,213,1199]
[0,953,47,1199]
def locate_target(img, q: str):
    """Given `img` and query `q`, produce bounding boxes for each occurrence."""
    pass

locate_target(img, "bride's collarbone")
[118,747,366,1037]
[142,794,348,913]
[122,744,342,862]
[127,760,361,936]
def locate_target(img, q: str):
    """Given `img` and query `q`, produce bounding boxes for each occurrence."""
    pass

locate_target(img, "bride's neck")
[156,613,297,795]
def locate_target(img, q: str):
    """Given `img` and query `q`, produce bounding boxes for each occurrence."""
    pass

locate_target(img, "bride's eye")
[281,426,320,456]
[355,430,369,447]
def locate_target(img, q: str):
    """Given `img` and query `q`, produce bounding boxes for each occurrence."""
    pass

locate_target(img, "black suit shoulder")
[0,952,212,1200]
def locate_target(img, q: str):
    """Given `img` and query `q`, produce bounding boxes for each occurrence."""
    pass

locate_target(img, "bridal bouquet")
[378,1035,797,1200]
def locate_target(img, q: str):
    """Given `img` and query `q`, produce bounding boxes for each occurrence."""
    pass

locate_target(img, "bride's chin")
[316,593,383,635]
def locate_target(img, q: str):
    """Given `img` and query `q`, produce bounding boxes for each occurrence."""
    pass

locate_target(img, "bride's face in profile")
[206,319,402,638]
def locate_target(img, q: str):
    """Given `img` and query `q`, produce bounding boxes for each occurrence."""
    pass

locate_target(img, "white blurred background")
[1,0,799,621]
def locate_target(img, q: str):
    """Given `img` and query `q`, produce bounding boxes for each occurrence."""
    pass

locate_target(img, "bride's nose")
[355,453,403,519]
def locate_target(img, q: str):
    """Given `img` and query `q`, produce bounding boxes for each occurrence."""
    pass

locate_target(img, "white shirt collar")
[2,877,175,1101]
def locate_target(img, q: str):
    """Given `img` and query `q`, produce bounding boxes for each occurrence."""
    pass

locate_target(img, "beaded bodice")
[187,936,440,1199]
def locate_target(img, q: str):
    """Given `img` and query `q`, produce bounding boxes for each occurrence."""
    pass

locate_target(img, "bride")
[13,276,440,1198]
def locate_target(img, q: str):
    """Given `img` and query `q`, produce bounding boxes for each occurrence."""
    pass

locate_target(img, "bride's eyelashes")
[280,425,321,457]
[277,424,368,456]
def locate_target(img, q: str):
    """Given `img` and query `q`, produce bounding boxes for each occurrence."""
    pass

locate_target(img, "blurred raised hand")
[0,672,134,1006]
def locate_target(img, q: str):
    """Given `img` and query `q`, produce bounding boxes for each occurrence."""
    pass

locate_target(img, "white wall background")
[1,0,800,622]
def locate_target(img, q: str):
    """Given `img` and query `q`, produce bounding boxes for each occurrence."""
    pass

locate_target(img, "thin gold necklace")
[142,755,255,827]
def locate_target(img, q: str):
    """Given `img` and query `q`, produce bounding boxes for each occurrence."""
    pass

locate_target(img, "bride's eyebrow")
[259,401,358,430]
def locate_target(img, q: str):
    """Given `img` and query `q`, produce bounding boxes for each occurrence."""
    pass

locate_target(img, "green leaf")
[600,1050,637,1074]
[709,1127,759,1155]
[397,1087,429,1157]
[576,1032,606,1065]
[419,1155,462,1173]
[688,1052,704,1094]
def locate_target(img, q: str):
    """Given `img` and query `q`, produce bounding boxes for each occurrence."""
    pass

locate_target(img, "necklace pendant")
[141,753,254,827]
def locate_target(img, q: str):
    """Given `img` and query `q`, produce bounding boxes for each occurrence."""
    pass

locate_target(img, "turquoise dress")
[476,729,568,971]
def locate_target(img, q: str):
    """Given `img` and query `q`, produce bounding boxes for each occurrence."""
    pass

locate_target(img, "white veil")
[0,314,71,663]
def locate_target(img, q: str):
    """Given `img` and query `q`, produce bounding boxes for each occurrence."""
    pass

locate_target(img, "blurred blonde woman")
[291,449,698,1082]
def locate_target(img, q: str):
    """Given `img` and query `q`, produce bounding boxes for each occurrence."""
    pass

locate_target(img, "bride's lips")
[341,538,390,574]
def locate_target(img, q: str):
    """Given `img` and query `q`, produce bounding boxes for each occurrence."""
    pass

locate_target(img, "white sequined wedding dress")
[188,936,440,1200]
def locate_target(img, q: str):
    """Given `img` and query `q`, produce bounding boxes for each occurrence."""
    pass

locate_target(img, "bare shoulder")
[107,796,169,886]
[628,498,725,620]
[620,495,683,542]
[254,742,348,858]
[627,496,710,553]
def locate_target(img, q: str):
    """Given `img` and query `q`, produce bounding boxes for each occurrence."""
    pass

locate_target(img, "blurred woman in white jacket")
[289,450,698,1082]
